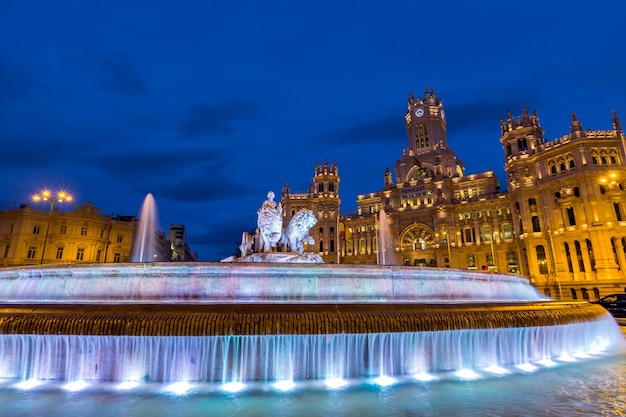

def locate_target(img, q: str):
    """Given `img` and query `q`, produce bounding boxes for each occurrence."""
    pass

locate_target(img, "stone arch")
[400,224,435,251]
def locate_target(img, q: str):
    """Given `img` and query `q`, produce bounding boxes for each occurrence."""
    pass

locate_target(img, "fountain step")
[0,301,607,336]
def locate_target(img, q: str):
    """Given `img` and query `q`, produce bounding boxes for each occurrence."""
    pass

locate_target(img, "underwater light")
[14,379,43,390]
[324,378,348,389]
[412,372,437,382]
[517,363,537,372]
[64,381,89,392]
[222,382,246,393]
[116,381,140,390]
[273,380,296,391]
[455,369,480,380]
[372,375,396,387]
[163,381,192,395]
[484,365,509,375]
[537,358,557,367]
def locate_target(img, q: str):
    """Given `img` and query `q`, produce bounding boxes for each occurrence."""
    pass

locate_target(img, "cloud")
[309,113,405,147]
[90,148,253,203]
[178,101,252,138]
[0,134,94,169]
[99,51,148,95]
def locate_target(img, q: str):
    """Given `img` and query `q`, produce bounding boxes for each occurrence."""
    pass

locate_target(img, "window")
[466,254,476,269]
[55,247,64,260]
[506,252,519,273]
[573,187,580,197]
[76,248,85,261]
[481,226,492,242]
[462,228,474,243]
[614,203,623,222]
[329,182,334,192]
[27,246,37,259]
[114,253,121,263]
[559,161,566,171]
[60,225,67,234]
[568,158,575,169]
[575,241,585,272]
[531,216,541,232]
[536,245,548,274]
[550,164,557,175]
[33,226,40,235]
[81,227,87,236]
[330,239,335,252]
[566,207,576,226]
[586,239,595,271]
[611,238,620,269]
[564,243,574,273]
[117,235,123,243]
[501,224,513,239]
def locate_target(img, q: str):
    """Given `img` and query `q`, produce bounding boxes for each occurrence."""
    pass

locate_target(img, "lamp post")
[32,190,72,265]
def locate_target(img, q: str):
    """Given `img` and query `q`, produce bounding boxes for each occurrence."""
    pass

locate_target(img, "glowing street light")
[32,189,73,264]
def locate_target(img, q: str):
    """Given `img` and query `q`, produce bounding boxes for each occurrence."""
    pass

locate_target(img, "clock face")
[415,108,424,117]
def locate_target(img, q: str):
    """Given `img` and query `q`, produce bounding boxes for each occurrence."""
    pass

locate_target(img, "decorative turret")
[384,168,393,189]
[613,110,623,136]
[569,112,585,139]
[313,159,339,196]
[500,106,544,163]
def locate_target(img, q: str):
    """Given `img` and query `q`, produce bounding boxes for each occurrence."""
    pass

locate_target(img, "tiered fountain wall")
[0,262,623,386]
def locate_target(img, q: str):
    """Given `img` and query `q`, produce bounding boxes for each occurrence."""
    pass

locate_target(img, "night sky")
[1,1,625,261]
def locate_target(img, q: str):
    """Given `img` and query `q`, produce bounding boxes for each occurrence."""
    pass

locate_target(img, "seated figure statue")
[257,191,283,252]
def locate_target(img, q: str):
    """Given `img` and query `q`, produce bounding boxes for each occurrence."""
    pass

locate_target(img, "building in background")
[286,87,626,300]
[0,202,197,266]
[168,224,199,262]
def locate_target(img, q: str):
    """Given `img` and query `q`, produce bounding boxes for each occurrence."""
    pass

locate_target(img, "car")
[591,293,626,317]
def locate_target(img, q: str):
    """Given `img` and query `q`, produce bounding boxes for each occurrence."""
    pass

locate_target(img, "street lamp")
[32,189,73,264]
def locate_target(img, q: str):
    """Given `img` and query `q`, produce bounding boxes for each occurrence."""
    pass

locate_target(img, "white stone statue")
[257,191,283,252]
[280,209,317,254]
[239,232,253,257]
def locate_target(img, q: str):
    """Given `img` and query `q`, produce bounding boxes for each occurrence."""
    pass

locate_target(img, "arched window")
[536,245,548,274]
[575,241,585,272]
[570,288,578,300]
[568,158,576,169]
[593,288,600,300]
[531,216,541,232]
[586,239,596,271]
[564,242,573,273]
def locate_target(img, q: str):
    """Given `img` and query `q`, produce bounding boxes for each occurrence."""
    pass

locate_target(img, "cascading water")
[130,193,159,262]
[0,262,623,390]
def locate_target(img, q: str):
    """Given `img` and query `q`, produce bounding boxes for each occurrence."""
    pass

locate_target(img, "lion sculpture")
[280,209,317,254]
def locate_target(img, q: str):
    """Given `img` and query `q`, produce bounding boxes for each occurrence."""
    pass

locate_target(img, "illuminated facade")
[286,87,626,300]
[0,202,197,266]
[0,202,136,266]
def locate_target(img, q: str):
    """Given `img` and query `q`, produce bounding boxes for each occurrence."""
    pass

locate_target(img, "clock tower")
[395,86,464,184]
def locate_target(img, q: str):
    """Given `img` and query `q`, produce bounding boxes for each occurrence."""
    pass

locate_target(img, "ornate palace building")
[282,87,626,301]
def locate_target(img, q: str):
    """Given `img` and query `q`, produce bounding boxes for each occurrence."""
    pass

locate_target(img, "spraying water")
[130,193,159,262]
[377,209,393,265]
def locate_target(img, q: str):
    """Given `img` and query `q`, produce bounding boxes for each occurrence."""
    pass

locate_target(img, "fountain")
[130,193,159,262]
[377,208,394,265]
[0,191,623,415]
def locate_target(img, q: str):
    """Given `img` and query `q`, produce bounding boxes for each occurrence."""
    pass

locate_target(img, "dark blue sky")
[1,1,625,261]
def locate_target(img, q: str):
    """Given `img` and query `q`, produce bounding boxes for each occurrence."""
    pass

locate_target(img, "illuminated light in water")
[484,365,509,375]
[455,369,480,380]
[163,381,193,396]
[412,372,437,382]
[324,378,348,389]
[64,381,89,392]
[372,375,396,387]
[517,363,537,372]
[14,380,43,390]
[537,358,557,367]
[116,381,140,390]
[557,353,576,362]
[273,380,296,392]
[222,382,246,393]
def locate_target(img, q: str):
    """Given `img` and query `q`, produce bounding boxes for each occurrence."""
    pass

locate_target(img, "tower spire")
[613,110,623,136]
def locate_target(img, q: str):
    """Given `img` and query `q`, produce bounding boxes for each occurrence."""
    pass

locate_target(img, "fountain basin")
[0,263,623,385]
[0,262,545,303]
